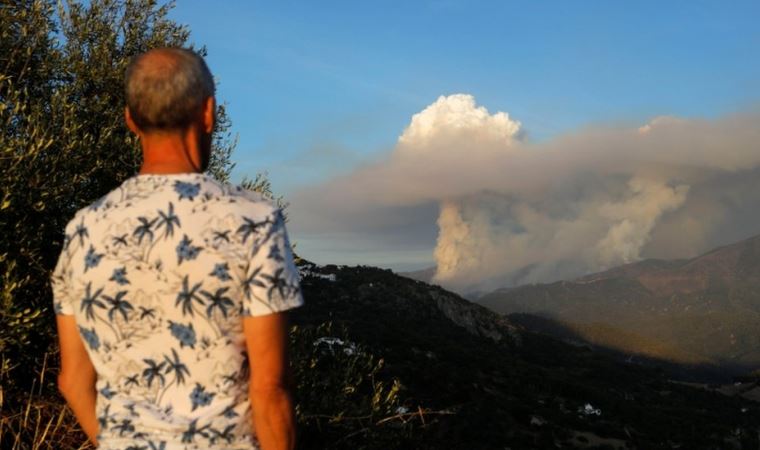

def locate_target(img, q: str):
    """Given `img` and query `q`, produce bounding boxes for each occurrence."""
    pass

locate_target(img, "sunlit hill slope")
[477,234,760,375]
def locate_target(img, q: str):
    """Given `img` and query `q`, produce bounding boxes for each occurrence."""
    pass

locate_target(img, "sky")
[169,1,760,279]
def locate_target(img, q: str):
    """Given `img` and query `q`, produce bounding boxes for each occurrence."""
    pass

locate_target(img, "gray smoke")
[289,94,760,293]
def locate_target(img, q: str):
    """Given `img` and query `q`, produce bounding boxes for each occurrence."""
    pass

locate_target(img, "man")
[51,48,302,450]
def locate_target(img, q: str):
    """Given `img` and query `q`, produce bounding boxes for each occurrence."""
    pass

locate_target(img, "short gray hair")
[125,48,215,131]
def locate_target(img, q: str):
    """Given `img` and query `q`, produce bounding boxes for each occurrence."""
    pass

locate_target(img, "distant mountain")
[397,265,437,284]
[397,266,487,300]
[477,234,760,374]
[291,259,760,449]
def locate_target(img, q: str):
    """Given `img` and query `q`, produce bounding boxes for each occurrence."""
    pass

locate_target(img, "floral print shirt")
[51,173,304,450]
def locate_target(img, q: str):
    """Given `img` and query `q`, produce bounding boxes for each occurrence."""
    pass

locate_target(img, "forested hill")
[289,259,760,449]
[477,233,760,373]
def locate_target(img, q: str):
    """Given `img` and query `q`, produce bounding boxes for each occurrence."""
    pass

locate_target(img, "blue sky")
[170,1,760,269]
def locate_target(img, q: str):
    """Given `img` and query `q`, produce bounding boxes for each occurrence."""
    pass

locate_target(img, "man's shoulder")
[223,183,269,203]
[62,175,281,234]
[63,184,124,231]
[218,183,281,218]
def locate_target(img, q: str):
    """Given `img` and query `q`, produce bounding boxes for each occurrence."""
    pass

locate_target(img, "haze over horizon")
[170,1,760,291]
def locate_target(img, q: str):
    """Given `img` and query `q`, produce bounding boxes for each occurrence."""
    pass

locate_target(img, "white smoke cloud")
[289,94,760,293]
[433,178,691,291]
[398,94,522,149]
[593,177,690,267]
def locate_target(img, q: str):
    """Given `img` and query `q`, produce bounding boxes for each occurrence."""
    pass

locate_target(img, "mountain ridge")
[477,232,760,373]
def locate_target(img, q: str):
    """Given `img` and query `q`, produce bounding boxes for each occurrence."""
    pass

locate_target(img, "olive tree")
[0,0,262,392]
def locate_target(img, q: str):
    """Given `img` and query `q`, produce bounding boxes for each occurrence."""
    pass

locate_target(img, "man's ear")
[203,96,216,134]
[125,107,140,135]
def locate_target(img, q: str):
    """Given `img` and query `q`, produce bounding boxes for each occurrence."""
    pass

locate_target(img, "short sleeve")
[51,233,76,316]
[241,209,304,317]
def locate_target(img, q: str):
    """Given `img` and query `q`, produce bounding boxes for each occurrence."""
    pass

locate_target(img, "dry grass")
[0,352,94,450]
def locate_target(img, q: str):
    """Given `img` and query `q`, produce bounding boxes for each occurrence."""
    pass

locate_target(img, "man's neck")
[138,164,202,175]
[138,128,205,175]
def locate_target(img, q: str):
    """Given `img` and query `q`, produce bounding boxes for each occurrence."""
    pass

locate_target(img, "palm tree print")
[181,419,210,443]
[124,402,138,417]
[156,202,181,239]
[112,233,128,247]
[74,219,89,246]
[147,441,167,450]
[80,282,105,321]
[133,216,158,244]
[201,287,234,319]
[125,374,140,387]
[163,348,190,385]
[268,243,283,262]
[212,229,230,243]
[139,306,156,319]
[221,372,238,385]
[112,418,135,437]
[175,275,204,316]
[209,424,236,444]
[142,359,166,388]
[103,290,133,322]
[242,265,266,300]
[236,216,271,244]
[156,348,191,405]
[263,267,291,300]
[98,403,115,431]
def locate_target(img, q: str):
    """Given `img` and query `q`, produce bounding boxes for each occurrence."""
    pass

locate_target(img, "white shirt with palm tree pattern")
[51,173,304,450]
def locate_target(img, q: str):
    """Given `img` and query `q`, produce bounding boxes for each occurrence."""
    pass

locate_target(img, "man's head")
[125,48,216,172]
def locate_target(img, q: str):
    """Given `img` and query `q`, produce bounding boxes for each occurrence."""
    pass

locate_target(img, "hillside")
[477,234,760,375]
[398,265,436,284]
[290,259,760,449]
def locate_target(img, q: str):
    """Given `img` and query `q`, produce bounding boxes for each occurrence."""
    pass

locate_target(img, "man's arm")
[243,312,296,450]
[56,315,99,446]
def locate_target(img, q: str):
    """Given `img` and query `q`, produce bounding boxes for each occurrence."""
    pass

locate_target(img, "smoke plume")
[290,94,760,293]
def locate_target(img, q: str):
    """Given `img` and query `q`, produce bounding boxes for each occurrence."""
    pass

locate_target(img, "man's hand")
[243,312,296,450]
[56,315,99,446]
